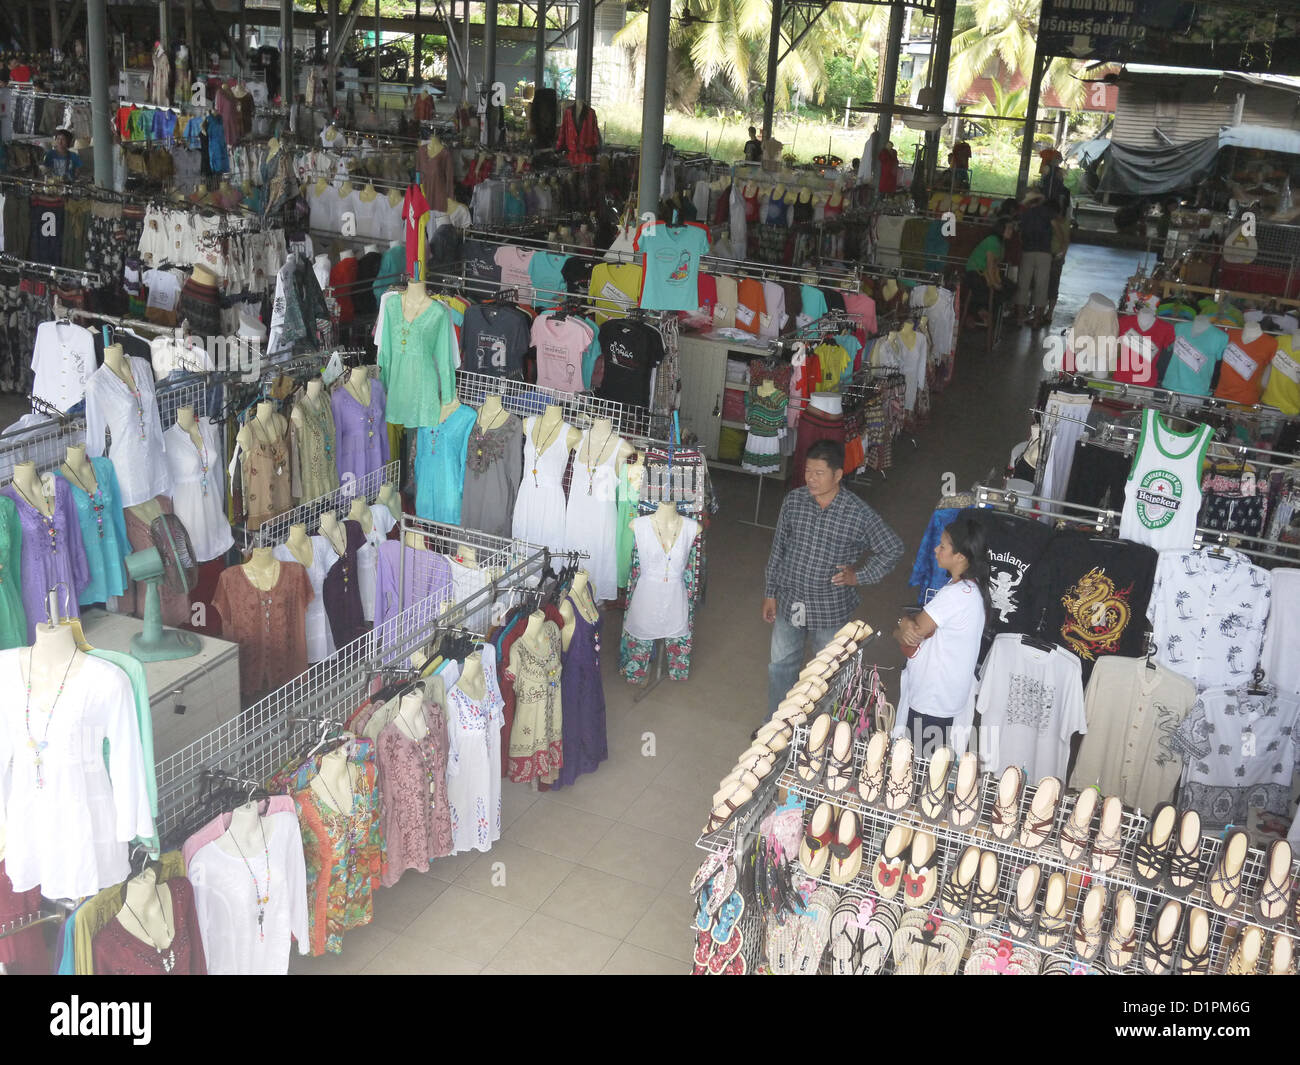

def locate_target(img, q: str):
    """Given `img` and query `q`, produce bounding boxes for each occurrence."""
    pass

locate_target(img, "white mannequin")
[393,688,428,742]
[1241,321,1263,344]
[319,511,347,556]
[347,497,372,532]
[344,367,371,409]
[175,405,204,450]
[338,248,354,262]
[516,614,551,662]
[809,392,843,415]
[576,417,635,469]
[310,746,354,814]
[1190,314,1212,336]
[1136,307,1157,332]
[454,544,478,567]
[10,461,53,516]
[215,801,268,861]
[102,343,133,389]
[378,483,401,521]
[62,444,98,495]
[285,524,314,567]
[363,243,381,256]
[237,400,288,455]
[401,280,432,321]
[455,649,486,701]
[531,403,582,455]
[477,394,508,431]
[28,618,85,692]
[897,322,917,350]
[649,500,683,553]
[243,546,280,591]
[569,570,598,621]
[115,865,176,958]
[290,379,327,431]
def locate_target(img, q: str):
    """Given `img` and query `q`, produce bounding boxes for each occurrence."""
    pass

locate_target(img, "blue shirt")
[414,404,478,523]
[528,251,570,311]
[1163,320,1229,397]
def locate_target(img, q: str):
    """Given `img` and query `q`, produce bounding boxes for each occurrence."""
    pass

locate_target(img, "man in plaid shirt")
[764,439,903,713]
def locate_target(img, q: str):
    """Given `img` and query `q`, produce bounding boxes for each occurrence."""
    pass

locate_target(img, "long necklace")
[116,362,148,442]
[16,480,60,555]
[121,884,177,972]
[531,419,563,486]
[227,817,274,941]
[64,462,107,539]
[315,763,360,878]
[584,426,614,495]
[23,646,78,788]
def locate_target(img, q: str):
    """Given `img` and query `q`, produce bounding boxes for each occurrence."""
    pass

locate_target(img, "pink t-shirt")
[843,293,878,346]
[494,246,536,305]
[532,313,593,393]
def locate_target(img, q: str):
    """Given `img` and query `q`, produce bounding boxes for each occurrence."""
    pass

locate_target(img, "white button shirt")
[1147,547,1272,692]
[1261,568,1300,697]
[84,357,173,507]
[31,320,96,413]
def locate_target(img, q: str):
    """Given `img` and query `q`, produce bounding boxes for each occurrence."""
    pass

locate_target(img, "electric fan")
[124,513,202,662]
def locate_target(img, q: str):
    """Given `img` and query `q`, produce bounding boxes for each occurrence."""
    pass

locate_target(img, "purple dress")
[323,520,368,648]
[2,479,90,640]
[554,597,608,788]
[373,541,453,632]
[331,381,391,488]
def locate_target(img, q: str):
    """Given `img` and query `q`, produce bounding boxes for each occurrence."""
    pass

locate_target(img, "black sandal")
[969,851,1000,927]
[1140,900,1181,975]
[1162,810,1202,898]
[1007,864,1041,940]
[940,845,979,918]
[1133,802,1176,886]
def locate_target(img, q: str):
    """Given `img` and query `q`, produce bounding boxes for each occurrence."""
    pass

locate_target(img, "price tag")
[599,281,630,306]
[1173,336,1207,374]
[796,313,813,329]
[1223,342,1258,381]
[735,304,756,327]
[1272,348,1300,383]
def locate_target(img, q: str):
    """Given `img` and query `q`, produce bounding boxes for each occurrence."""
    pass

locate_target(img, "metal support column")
[575,0,594,104]
[49,0,59,51]
[414,0,422,83]
[483,0,498,145]
[88,0,113,188]
[761,0,781,141]
[328,0,338,108]
[1016,48,1047,196]
[462,0,470,106]
[534,0,546,88]
[374,0,381,107]
[922,0,955,181]
[876,0,906,152]
[636,0,669,219]
[281,0,293,123]
[185,0,195,68]
[27,3,36,52]
[238,0,247,75]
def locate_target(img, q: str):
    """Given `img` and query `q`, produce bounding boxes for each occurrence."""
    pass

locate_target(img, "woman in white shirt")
[894,518,990,756]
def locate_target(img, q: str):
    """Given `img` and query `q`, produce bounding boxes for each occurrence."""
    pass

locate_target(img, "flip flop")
[1133,802,1176,886]
[692,927,713,974]
[873,823,913,899]
[948,751,982,828]
[1253,839,1294,926]
[990,765,1024,841]
[1227,925,1263,975]
[902,830,938,909]
[1008,863,1041,940]
[1073,882,1106,962]
[799,801,835,879]
[1269,933,1295,975]
[918,745,954,822]
[857,730,889,804]
[1163,809,1202,898]
[712,769,760,808]
[970,850,1001,927]
[1058,787,1098,863]
[1105,889,1138,970]
[701,784,753,836]
[940,844,980,917]
[1090,794,1125,874]
[1018,775,1061,850]
[829,893,866,975]
[791,885,839,975]
[827,808,864,886]
[794,712,833,786]
[1206,827,1250,913]
[856,899,900,975]
[1036,872,1069,950]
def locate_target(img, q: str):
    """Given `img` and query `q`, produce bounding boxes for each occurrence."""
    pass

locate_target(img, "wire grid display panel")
[780,731,1300,976]
[394,516,543,620]
[154,373,211,431]
[455,369,666,441]
[251,459,402,548]
[0,417,86,485]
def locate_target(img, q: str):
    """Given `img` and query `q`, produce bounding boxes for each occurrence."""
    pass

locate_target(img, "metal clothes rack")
[0,414,86,487]
[0,253,100,286]
[1059,372,1297,423]
[247,459,401,550]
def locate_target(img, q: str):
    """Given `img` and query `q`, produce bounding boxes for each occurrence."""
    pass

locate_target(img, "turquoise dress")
[0,496,26,649]
[377,295,458,428]
[54,457,131,605]
[414,404,478,525]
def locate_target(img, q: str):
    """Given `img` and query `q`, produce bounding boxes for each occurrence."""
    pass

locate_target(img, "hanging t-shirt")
[635,222,711,312]
[402,184,431,279]
[589,262,644,324]
[1161,320,1228,396]
[813,342,850,391]
[713,275,738,329]
[463,239,502,285]
[597,318,663,408]
[143,268,182,315]
[760,280,786,339]
[460,303,531,378]
[532,313,593,393]
[735,278,766,335]
[1113,313,1175,386]
[1119,408,1214,551]
[493,246,536,305]
[1261,333,1300,415]
[1214,327,1277,406]
[797,284,829,329]
[528,251,570,310]
[959,508,1054,636]
[561,256,594,294]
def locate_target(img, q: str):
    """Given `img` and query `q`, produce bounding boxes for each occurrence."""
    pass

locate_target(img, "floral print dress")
[376,700,454,886]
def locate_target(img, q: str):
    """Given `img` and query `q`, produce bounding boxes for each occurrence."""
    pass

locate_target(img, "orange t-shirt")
[1215,328,1277,405]
[735,278,766,335]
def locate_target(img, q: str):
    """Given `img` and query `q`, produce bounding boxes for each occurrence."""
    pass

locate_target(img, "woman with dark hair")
[893,517,990,755]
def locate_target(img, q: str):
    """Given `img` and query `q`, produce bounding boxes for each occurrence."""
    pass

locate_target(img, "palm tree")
[948,0,1085,113]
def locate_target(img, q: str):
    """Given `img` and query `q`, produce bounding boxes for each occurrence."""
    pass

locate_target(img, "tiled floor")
[289,244,1141,975]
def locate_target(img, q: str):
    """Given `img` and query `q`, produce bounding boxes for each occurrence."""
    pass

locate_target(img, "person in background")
[1014,189,1057,328]
[949,139,972,188]
[963,217,1012,327]
[877,141,900,195]
[1040,148,1068,214]
[762,439,903,717]
[43,128,81,180]
[893,518,990,756]
[744,126,763,162]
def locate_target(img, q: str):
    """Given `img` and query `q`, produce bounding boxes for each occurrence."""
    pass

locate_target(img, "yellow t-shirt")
[1262,333,1300,415]
[589,263,645,324]
[814,343,850,391]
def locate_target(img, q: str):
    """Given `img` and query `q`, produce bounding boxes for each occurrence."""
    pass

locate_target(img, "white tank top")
[1119,408,1213,550]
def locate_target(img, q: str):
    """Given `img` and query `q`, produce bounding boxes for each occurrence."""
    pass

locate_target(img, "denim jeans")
[767,615,844,716]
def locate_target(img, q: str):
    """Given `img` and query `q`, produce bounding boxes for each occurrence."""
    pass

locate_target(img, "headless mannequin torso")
[344,367,371,410]
[285,523,314,567]
[318,511,347,556]
[310,745,355,815]
[61,444,98,496]
[531,404,581,458]
[477,394,509,432]
[10,461,52,517]
[243,546,280,592]
[115,865,177,960]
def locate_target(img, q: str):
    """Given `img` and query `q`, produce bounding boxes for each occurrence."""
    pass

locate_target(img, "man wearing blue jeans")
[763,440,903,716]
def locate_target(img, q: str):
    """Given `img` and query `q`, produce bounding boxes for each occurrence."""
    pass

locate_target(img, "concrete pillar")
[636,0,670,218]
[575,0,594,104]
[761,0,781,142]
[876,1,906,153]
[534,0,546,89]
[1016,48,1046,196]
[281,0,293,124]
[484,0,498,145]
[88,0,113,187]
[922,0,955,181]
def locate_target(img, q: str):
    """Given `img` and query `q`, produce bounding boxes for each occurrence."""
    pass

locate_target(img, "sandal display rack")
[773,723,1300,975]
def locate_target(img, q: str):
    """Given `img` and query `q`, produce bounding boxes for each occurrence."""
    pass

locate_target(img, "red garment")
[697,273,718,318]
[742,185,760,222]
[414,93,435,122]
[878,148,900,194]
[91,877,208,976]
[1114,313,1175,386]
[9,64,31,83]
[0,860,46,973]
[556,104,600,166]
[329,255,359,323]
[789,405,846,489]
[116,105,136,139]
[401,184,430,279]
